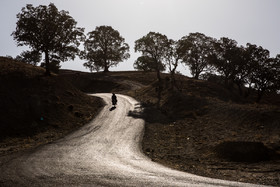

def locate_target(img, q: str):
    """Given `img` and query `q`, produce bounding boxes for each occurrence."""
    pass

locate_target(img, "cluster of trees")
[13,3,279,101]
[12,3,129,75]
[134,32,280,101]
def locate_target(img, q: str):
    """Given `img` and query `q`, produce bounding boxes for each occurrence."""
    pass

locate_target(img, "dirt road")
[0,94,266,186]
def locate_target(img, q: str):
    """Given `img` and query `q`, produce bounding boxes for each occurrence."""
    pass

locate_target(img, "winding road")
[0,94,266,186]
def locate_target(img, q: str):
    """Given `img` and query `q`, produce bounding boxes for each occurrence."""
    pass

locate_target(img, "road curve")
[0,94,266,186]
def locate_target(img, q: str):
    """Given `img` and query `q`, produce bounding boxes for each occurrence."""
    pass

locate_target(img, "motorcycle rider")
[112,93,117,107]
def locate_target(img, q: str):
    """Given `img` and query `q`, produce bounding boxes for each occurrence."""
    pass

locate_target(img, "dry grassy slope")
[0,57,103,155]
[75,70,279,185]
[127,75,280,186]
[34,69,280,185]
[1,60,279,185]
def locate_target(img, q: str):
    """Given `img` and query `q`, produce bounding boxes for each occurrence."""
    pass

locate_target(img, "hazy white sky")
[1,0,280,75]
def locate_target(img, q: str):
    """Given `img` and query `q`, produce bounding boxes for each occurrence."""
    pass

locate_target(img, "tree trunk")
[156,69,162,108]
[104,66,109,72]
[170,70,175,89]
[170,70,179,91]
[45,51,51,76]
[256,89,264,103]
[237,83,243,96]
[156,82,162,109]
[245,84,252,98]
[156,69,161,82]
[170,59,179,90]
[104,60,109,72]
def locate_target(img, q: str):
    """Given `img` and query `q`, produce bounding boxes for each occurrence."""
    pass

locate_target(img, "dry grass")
[132,77,280,186]
[0,57,103,155]
[0,57,44,77]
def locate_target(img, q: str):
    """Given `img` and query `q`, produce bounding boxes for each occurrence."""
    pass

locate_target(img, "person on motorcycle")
[112,93,117,107]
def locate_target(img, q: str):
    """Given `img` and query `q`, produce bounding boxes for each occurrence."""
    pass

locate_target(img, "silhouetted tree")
[253,59,276,102]
[178,32,214,79]
[134,56,165,72]
[81,26,130,72]
[15,50,41,66]
[241,43,259,96]
[12,3,85,76]
[209,37,241,87]
[40,54,61,73]
[231,46,250,95]
[83,61,102,72]
[241,43,278,101]
[272,54,280,92]
[165,39,181,88]
[135,32,170,107]
[135,32,170,82]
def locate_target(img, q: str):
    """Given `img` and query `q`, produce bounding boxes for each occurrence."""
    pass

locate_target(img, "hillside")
[60,70,280,186]
[0,57,103,155]
[135,83,280,186]
[1,59,279,186]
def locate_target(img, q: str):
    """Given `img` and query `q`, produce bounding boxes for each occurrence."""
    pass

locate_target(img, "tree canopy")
[165,39,180,76]
[134,32,170,81]
[12,3,85,75]
[15,50,41,66]
[178,32,214,79]
[243,43,277,101]
[208,37,242,86]
[134,31,279,102]
[134,56,165,72]
[81,25,130,72]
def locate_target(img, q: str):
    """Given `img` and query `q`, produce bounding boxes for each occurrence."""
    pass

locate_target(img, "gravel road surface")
[0,94,267,186]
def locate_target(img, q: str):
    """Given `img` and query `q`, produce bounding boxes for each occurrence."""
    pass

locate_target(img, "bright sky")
[1,0,280,75]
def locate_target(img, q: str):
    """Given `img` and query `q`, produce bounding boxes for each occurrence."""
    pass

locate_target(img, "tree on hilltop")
[272,54,280,92]
[165,39,181,88]
[81,26,130,72]
[178,32,214,79]
[134,32,170,82]
[135,32,173,107]
[134,56,165,72]
[12,3,85,76]
[244,44,278,101]
[208,37,241,86]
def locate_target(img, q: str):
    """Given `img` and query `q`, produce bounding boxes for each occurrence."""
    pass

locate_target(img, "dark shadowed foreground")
[0,94,266,186]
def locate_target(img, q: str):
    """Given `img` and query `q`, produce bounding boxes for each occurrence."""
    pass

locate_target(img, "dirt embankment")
[0,57,103,155]
[130,77,280,186]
